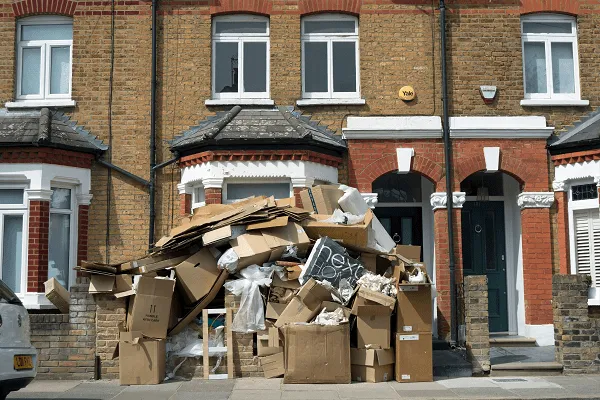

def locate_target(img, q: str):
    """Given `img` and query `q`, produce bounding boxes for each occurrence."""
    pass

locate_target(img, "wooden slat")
[202,309,209,380]
[226,308,234,379]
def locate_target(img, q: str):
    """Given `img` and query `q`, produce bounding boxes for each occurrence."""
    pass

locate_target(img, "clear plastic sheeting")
[321,209,365,225]
[357,273,398,297]
[313,307,348,326]
[223,264,272,333]
[165,324,226,380]
[217,248,239,273]
[408,264,427,284]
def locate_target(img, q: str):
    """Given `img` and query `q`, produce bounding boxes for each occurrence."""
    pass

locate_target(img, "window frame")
[48,185,77,290]
[191,185,205,211]
[301,13,360,100]
[520,13,581,102]
[222,179,292,205]
[16,15,73,101]
[0,184,29,295]
[211,14,270,100]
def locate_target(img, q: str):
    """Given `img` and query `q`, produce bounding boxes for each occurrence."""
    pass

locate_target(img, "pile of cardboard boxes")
[45,185,434,385]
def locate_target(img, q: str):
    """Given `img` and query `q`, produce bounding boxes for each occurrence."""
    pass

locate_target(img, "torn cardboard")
[260,351,285,378]
[127,276,175,339]
[395,333,433,382]
[299,185,344,214]
[351,348,394,383]
[44,278,69,313]
[262,222,311,257]
[229,232,273,269]
[284,323,351,384]
[274,278,332,328]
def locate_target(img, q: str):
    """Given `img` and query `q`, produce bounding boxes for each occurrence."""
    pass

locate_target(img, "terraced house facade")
[1,0,600,351]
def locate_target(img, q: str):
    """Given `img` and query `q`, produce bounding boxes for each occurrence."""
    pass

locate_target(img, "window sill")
[205,99,275,106]
[18,293,58,310]
[5,99,76,109]
[520,99,589,107]
[296,98,366,106]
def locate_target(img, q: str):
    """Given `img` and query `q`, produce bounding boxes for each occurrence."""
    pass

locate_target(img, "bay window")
[569,183,600,290]
[0,187,27,294]
[48,187,74,289]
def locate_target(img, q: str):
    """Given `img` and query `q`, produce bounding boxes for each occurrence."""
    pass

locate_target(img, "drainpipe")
[440,0,457,346]
[149,0,158,248]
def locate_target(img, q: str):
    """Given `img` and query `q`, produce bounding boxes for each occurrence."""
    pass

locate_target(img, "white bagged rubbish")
[322,209,365,225]
[217,248,239,273]
[223,264,272,333]
[408,264,427,284]
[313,307,348,326]
[357,273,398,297]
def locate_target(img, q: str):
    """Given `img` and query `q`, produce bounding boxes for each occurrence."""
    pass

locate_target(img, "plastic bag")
[322,209,365,225]
[408,265,426,284]
[313,307,348,326]
[357,273,398,297]
[217,248,239,273]
[223,264,272,333]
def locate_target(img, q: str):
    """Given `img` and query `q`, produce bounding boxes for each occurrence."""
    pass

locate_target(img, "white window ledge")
[205,99,275,106]
[296,98,366,106]
[520,99,589,107]
[589,298,600,306]
[18,293,58,310]
[6,99,76,109]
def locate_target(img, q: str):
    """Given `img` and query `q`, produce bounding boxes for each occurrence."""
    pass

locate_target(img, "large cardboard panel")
[396,284,432,333]
[262,222,311,257]
[302,211,374,250]
[356,305,392,349]
[168,270,228,336]
[351,364,394,383]
[260,352,285,378]
[284,323,351,384]
[395,333,433,383]
[229,232,273,269]
[44,278,69,313]
[127,277,175,339]
[299,185,344,214]
[174,248,220,305]
[394,245,421,262]
[274,278,331,328]
[118,332,166,385]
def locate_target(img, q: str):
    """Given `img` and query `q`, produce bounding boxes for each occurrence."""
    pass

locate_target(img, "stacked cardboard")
[64,185,434,385]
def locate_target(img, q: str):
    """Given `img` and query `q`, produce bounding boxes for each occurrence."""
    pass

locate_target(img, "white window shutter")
[574,209,600,286]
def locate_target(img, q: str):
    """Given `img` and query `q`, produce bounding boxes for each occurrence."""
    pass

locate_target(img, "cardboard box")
[355,305,392,349]
[118,331,166,385]
[262,222,311,257]
[284,323,351,384]
[274,278,332,328]
[351,348,395,383]
[395,333,433,383]
[394,245,421,262]
[174,248,220,305]
[257,327,282,356]
[321,301,351,319]
[299,185,344,214]
[396,283,432,333]
[127,276,175,339]
[88,274,116,294]
[302,210,375,251]
[44,278,69,313]
[229,232,273,269]
[260,351,285,378]
[265,302,287,320]
[353,287,395,312]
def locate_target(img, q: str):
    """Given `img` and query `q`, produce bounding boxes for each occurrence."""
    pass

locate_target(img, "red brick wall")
[28,200,50,292]
[77,205,89,265]
[205,188,222,205]
[555,191,570,275]
[179,193,192,216]
[521,208,553,325]
[293,187,305,209]
[0,148,94,169]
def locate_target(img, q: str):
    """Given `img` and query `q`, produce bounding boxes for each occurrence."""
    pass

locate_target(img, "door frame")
[465,182,520,335]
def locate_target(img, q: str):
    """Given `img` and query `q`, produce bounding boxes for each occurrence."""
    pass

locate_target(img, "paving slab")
[234,378,283,390]
[449,387,519,398]
[120,382,182,392]
[282,383,343,391]
[17,381,82,393]
[178,379,234,393]
[109,392,174,400]
[437,377,499,388]
[7,392,58,399]
[395,389,460,399]
[388,381,447,391]
[228,389,282,400]
[506,387,574,399]
[280,389,340,399]
[170,392,230,400]
[337,383,400,399]
[490,377,562,389]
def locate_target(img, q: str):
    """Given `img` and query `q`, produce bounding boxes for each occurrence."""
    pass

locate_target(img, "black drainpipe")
[440,0,457,346]
[149,0,158,248]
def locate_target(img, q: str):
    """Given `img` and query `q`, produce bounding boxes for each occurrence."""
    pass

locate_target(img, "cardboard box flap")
[374,349,395,366]
[351,348,394,367]
[247,216,289,231]
[357,287,395,310]
[297,279,332,309]
[89,275,115,293]
[230,232,271,258]
[120,330,144,344]
[356,304,393,316]
[394,245,421,262]
[136,276,176,297]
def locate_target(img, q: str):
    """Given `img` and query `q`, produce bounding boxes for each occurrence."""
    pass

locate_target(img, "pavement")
[490,346,556,365]
[7,376,600,400]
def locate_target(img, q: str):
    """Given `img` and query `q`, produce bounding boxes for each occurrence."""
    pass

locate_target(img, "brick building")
[1,0,599,353]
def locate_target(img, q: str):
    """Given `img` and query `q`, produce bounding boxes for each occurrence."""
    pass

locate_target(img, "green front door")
[461,201,509,333]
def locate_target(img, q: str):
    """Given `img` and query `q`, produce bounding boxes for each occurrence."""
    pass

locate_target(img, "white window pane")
[193,187,205,204]
[304,20,355,34]
[51,188,71,209]
[227,183,289,201]
[243,42,266,93]
[48,214,70,288]
[304,42,328,93]
[215,42,238,94]
[401,217,413,245]
[50,46,70,95]
[552,42,575,94]
[21,47,41,95]
[522,22,572,34]
[0,189,24,204]
[333,41,356,92]
[2,215,23,293]
[21,24,73,41]
[215,21,267,34]
[524,42,547,94]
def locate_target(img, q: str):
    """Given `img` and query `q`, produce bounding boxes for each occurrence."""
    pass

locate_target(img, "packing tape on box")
[306,188,318,213]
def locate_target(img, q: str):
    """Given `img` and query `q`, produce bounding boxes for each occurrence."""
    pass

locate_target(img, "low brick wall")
[31,282,96,380]
[463,275,491,375]
[553,274,600,374]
